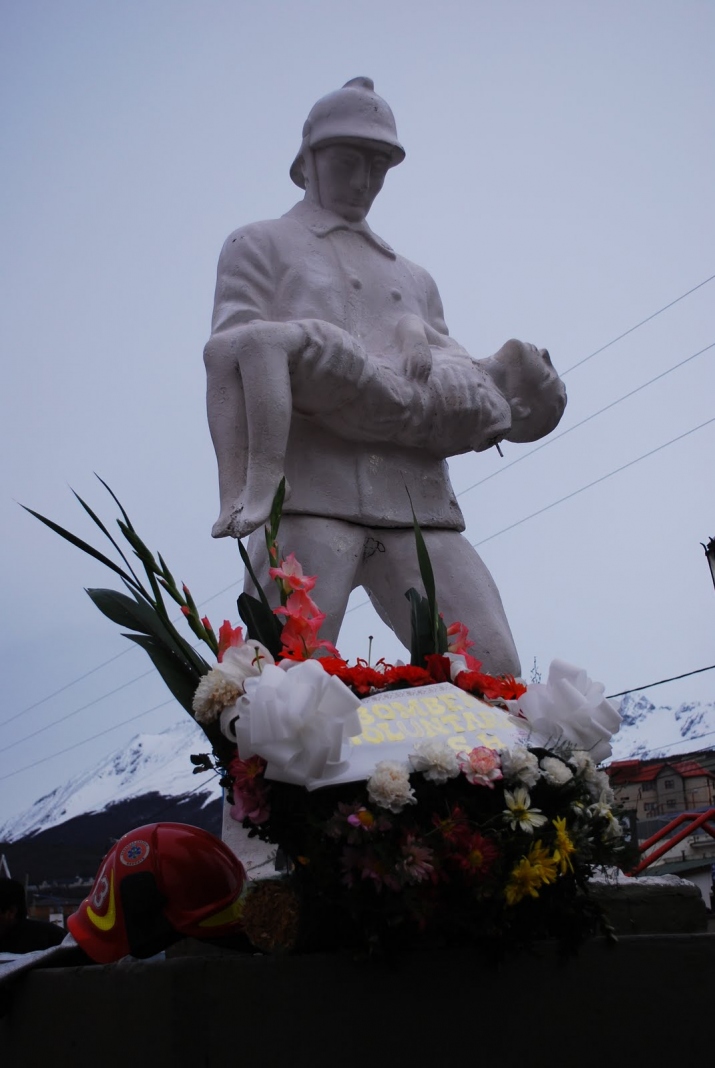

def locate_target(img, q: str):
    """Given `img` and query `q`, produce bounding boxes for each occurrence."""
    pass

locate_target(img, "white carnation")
[192,669,241,724]
[568,749,594,773]
[501,745,540,788]
[579,762,613,802]
[540,755,574,787]
[367,761,417,813]
[409,741,460,784]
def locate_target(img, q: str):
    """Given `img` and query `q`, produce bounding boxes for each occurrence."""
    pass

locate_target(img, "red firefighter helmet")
[68,823,246,963]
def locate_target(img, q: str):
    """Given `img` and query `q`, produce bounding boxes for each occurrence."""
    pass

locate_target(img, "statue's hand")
[394,314,433,383]
[403,332,433,383]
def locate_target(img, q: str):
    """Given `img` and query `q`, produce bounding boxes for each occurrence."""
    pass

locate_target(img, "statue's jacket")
[210,199,475,530]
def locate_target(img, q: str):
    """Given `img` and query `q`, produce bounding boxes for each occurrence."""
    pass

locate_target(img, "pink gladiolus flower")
[447,620,474,656]
[279,613,340,660]
[275,588,323,622]
[217,620,245,662]
[269,552,318,597]
[457,746,503,788]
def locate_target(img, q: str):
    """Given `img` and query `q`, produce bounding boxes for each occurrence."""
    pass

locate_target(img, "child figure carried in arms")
[206,313,567,540]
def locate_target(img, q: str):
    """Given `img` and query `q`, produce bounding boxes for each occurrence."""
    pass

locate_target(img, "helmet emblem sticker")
[93,873,110,909]
[119,839,150,867]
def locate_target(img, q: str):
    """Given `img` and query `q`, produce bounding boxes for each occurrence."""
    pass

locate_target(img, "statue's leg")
[244,515,366,644]
[361,527,521,676]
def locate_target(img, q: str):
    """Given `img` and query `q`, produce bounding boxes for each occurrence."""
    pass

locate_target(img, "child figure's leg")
[204,321,305,539]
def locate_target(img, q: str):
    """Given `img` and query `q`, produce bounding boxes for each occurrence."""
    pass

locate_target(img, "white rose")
[367,761,417,813]
[409,741,460,784]
[540,755,574,787]
[515,660,621,764]
[501,745,541,788]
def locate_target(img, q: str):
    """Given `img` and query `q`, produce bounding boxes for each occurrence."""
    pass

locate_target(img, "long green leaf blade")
[71,489,144,588]
[405,587,434,667]
[22,506,136,587]
[237,539,275,617]
[237,592,283,657]
[95,474,134,531]
[124,633,200,714]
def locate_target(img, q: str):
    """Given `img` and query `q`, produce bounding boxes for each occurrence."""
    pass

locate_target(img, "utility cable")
[9,278,711,729]
[607,664,715,699]
[473,413,715,548]
[0,667,160,754]
[0,579,241,731]
[456,341,715,500]
[0,699,176,782]
[347,413,715,615]
[559,272,715,377]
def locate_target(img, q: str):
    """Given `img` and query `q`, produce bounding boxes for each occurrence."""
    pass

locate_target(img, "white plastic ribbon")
[514,659,621,764]
[220,659,363,787]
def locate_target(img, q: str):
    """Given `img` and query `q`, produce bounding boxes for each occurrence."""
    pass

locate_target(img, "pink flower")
[457,746,503,788]
[348,848,400,892]
[275,588,323,622]
[447,620,474,656]
[217,620,245,662]
[228,752,271,824]
[400,836,435,884]
[278,614,340,660]
[269,553,317,597]
[275,590,339,660]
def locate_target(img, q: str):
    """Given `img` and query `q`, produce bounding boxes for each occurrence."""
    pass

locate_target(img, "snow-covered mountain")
[2,692,714,846]
[0,719,222,844]
[609,692,715,762]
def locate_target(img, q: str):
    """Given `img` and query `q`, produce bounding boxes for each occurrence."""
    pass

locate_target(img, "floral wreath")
[29,480,630,955]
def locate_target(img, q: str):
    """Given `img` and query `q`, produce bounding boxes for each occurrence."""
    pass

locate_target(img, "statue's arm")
[210,223,279,339]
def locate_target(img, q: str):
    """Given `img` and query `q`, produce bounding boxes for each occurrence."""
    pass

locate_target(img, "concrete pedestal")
[2,934,714,1067]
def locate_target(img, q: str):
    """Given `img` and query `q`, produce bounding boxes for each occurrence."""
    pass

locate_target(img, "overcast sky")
[1,0,713,818]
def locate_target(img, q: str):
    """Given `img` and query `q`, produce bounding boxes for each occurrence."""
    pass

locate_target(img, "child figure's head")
[487,339,567,443]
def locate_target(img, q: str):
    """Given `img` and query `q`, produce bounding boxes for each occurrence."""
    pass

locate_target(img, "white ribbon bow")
[220,659,363,787]
[515,659,621,764]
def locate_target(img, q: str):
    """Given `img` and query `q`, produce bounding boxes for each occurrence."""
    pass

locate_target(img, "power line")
[346,414,715,616]
[9,277,710,731]
[7,281,715,766]
[607,664,715,699]
[473,413,715,548]
[559,272,715,377]
[456,341,715,500]
[0,578,241,732]
[0,699,176,782]
[0,666,159,755]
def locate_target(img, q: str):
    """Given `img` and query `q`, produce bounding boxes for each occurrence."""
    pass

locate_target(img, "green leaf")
[87,588,159,634]
[237,592,283,657]
[21,505,137,588]
[237,538,275,617]
[406,491,446,655]
[87,588,210,678]
[124,633,200,714]
[405,587,434,667]
[70,488,144,589]
[265,477,286,555]
[95,474,134,531]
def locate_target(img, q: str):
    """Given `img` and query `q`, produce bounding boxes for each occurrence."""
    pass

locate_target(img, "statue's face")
[312,144,390,222]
